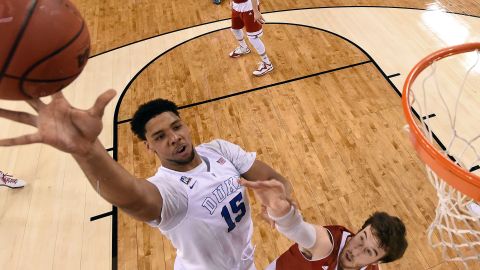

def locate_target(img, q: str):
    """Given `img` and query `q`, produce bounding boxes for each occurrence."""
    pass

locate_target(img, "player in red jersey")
[229,0,273,76]
[240,179,408,270]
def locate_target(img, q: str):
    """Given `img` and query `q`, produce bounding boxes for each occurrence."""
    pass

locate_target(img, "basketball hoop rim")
[402,42,480,201]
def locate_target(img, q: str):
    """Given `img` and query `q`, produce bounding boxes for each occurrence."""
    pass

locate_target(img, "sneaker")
[0,171,26,188]
[229,46,251,58]
[253,61,274,76]
[213,0,221,4]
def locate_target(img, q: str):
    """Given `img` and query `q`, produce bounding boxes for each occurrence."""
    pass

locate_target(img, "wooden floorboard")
[117,24,369,121]
[71,0,480,56]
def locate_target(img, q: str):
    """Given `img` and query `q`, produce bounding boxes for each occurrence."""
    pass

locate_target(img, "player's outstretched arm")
[241,160,293,199]
[239,178,290,215]
[0,90,162,222]
[241,162,293,226]
[240,179,333,260]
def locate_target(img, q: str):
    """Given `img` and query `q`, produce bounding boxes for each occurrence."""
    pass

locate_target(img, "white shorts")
[173,243,257,270]
[265,260,276,270]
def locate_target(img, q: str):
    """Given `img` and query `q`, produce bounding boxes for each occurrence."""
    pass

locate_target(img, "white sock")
[261,53,271,64]
[248,35,270,64]
[231,28,248,48]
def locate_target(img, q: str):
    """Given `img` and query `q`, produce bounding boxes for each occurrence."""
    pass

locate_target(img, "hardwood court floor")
[117,24,368,120]
[73,0,480,56]
[115,19,479,270]
[1,1,480,270]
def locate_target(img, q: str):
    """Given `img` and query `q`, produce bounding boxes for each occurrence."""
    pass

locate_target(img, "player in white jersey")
[0,90,292,270]
[145,139,258,269]
[229,0,273,76]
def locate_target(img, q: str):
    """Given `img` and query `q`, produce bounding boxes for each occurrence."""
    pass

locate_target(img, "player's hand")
[258,204,275,227]
[0,89,116,157]
[253,11,265,24]
[239,178,288,209]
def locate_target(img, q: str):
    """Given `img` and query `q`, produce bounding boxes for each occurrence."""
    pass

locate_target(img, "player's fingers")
[266,178,284,187]
[0,108,37,126]
[91,89,116,117]
[51,91,66,101]
[240,179,284,192]
[269,219,275,228]
[259,210,275,228]
[239,179,266,189]
[0,133,42,146]
[238,178,251,186]
[257,15,265,24]
[26,98,46,112]
[253,179,283,189]
[286,198,298,209]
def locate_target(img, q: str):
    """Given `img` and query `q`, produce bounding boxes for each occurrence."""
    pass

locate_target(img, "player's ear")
[144,141,155,153]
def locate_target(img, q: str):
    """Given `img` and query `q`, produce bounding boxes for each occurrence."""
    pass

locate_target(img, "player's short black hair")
[361,212,408,263]
[130,99,180,140]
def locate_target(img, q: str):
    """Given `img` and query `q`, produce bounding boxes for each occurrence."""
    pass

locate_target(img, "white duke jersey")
[147,139,256,270]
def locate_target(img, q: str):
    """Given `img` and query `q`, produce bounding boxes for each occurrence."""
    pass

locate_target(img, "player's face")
[144,112,196,168]
[338,225,386,269]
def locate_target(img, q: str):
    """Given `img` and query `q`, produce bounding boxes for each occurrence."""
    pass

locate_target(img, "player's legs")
[243,10,273,76]
[230,10,251,58]
[246,30,273,76]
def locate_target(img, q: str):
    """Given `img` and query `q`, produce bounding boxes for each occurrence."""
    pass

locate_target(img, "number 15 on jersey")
[221,192,246,232]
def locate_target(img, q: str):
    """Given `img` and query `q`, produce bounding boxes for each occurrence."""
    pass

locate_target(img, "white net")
[408,48,480,268]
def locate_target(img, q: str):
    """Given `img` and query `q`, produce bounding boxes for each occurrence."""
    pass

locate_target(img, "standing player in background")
[240,179,408,270]
[229,0,273,76]
[0,91,292,270]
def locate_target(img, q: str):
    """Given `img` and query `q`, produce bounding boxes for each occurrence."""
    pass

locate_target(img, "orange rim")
[402,42,480,201]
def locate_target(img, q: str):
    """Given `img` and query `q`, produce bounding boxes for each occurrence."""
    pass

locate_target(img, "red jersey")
[267,225,379,270]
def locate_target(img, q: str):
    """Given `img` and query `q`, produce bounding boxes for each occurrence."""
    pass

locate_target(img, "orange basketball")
[0,0,90,100]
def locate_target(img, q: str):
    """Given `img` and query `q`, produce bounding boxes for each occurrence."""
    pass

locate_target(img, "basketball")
[0,0,90,100]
